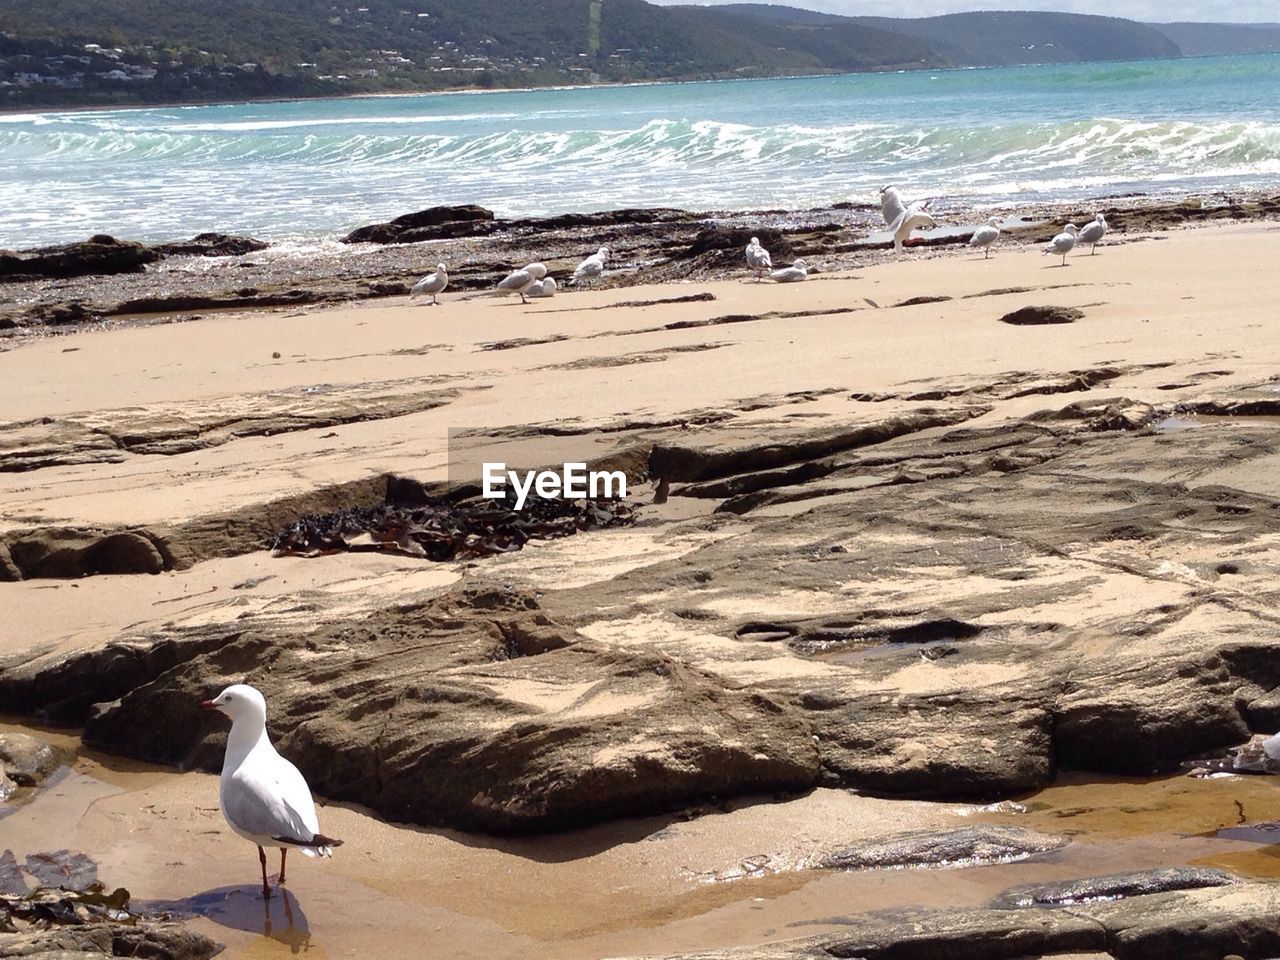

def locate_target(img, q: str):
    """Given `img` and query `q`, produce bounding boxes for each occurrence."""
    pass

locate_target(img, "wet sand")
[5,720,1280,960]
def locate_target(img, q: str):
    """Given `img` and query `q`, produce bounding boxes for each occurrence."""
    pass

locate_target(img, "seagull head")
[793,259,807,269]
[436,262,447,274]
[748,236,759,246]
[202,683,268,723]
[1096,213,1107,225]
[526,262,547,280]
[1065,224,1079,235]
[987,217,1000,226]
[597,246,608,257]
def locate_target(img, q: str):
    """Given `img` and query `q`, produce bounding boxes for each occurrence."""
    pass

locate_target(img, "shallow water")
[3,54,1280,247]
[6,719,1280,959]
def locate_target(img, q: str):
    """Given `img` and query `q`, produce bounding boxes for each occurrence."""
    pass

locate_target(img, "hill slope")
[1153,22,1280,56]
[0,0,1194,109]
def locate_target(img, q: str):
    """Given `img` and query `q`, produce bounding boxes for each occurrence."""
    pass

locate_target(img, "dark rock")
[151,232,269,257]
[820,825,1068,871]
[998,305,1085,325]
[0,922,218,960]
[895,295,954,307]
[991,866,1238,908]
[343,204,495,244]
[82,532,166,576]
[3,529,167,580]
[679,227,793,261]
[659,881,1280,960]
[0,236,161,281]
[0,732,60,785]
[24,849,98,890]
[0,542,18,582]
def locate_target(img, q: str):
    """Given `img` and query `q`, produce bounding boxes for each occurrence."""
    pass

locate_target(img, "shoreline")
[3,50,1275,120]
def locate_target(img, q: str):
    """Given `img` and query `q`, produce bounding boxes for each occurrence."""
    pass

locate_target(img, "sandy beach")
[8,217,1280,958]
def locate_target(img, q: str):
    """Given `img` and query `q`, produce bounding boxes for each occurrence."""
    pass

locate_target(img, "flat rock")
[991,867,1238,908]
[343,204,496,244]
[0,732,60,786]
[999,305,1086,325]
[0,235,160,281]
[0,923,218,960]
[637,880,1280,960]
[150,232,269,257]
[820,825,1068,871]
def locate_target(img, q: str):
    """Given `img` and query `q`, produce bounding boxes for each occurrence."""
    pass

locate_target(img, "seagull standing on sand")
[968,218,1001,259]
[769,259,808,283]
[1078,214,1108,255]
[1043,223,1078,266]
[745,236,772,281]
[203,684,342,900]
[495,263,548,303]
[526,276,557,298]
[570,246,608,285]
[409,263,448,305]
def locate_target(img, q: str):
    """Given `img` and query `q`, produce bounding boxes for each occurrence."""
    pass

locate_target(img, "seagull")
[889,203,936,255]
[879,185,908,227]
[494,263,547,303]
[203,684,342,900]
[1043,223,1078,266]
[569,246,608,285]
[1078,213,1108,255]
[769,259,808,283]
[526,276,557,298]
[1184,731,1280,777]
[968,218,1001,259]
[409,263,448,305]
[745,236,772,281]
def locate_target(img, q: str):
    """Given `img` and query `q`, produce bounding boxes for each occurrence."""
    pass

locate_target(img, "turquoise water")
[2,54,1280,247]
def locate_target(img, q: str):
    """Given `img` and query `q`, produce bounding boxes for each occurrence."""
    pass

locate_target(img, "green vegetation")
[0,0,1272,110]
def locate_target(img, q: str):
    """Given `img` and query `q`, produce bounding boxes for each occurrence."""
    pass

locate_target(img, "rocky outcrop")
[0,235,160,281]
[150,232,268,257]
[636,878,1280,960]
[0,732,61,786]
[998,305,1085,325]
[343,204,497,244]
[818,825,1068,870]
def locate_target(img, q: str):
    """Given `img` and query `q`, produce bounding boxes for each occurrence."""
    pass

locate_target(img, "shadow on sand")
[138,884,312,953]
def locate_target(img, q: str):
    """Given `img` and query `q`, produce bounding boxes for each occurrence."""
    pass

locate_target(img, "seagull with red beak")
[202,684,342,899]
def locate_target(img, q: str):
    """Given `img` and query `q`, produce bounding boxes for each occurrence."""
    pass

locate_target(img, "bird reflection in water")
[138,884,313,953]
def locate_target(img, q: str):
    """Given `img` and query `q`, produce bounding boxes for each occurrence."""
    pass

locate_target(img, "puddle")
[7,722,1280,959]
[1155,415,1201,433]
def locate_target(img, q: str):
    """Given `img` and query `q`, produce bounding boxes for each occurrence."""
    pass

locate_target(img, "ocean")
[2,53,1279,248]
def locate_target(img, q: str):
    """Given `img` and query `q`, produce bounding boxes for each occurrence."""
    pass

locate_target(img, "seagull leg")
[258,845,271,900]
[279,848,287,885]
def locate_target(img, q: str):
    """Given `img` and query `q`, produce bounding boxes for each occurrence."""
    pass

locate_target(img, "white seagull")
[880,184,937,254]
[968,218,1001,259]
[526,276,557,298]
[1043,223,1079,266]
[495,263,548,303]
[769,259,808,283]
[1078,213,1108,255]
[409,263,448,305]
[203,684,342,900]
[879,185,908,227]
[570,246,608,285]
[889,203,936,255]
[745,236,772,281]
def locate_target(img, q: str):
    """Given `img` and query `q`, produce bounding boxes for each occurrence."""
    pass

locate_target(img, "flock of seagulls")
[406,188,1110,306]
